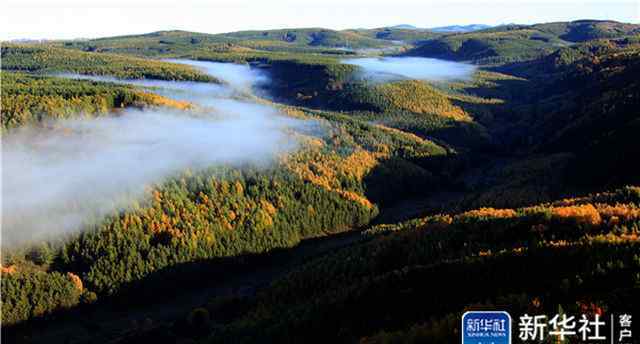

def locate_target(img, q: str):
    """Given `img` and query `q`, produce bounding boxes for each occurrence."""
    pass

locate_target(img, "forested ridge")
[1,72,191,130]
[200,186,640,343]
[1,45,219,82]
[405,20,640,64]
[1,18,639,344]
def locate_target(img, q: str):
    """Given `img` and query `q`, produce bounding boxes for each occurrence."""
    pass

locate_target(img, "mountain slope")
[406,20,640,64]
[533,19,640,42]
[129,186,640,343]
[61,29,389,57]
[405,26,569,63]
[1,44,218,81]
[1,72,190,130]
[3,19,640,343]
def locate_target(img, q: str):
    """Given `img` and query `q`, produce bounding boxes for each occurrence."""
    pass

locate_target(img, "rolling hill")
[406,20,640,64]
[58,28,390,57]
[1,44,218,81]
[1,18,639,344]
[532,19,640,42]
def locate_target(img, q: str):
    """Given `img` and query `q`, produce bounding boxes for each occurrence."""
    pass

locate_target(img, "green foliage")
[218,28,387,48]
[332,80,467,117]
[191,50,493,151]
[492,42,640,186]
[4,22,640,339]
[302,108,448,158]
[1,72,183,130]
[80,290,98,304]
[1,44,218,81]
[323,81,491,149]
[31,103,450,298]
[349,27,443,44]
[27,243,54,266]
[59,28,388,58]
[0,269,82,326]
[1,43,454,326]
[193,55,492,151]
[56,166,376,295]
[407,20,640,64]
[532,20,640,42]
[203,186,640,343]
[407,27,569,64]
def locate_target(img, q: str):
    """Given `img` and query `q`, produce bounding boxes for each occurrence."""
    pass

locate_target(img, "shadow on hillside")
[456,76,531,109]
[486,59,549,79]
[362,150,492,223]
[2,229,368,344]
[363,156,439,208]
[445,75,537,153]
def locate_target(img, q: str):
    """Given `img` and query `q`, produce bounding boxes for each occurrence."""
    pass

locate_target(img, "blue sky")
[1,0,638,40]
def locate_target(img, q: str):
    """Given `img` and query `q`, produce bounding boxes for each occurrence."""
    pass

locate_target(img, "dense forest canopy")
[1,18,639,344]
[1,45,219,82]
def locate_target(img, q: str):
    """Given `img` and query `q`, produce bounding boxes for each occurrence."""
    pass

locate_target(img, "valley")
[1,18,639,344]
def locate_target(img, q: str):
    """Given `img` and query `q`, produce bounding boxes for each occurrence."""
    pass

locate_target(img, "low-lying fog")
[60,60,269,106]
[342,57,476,82]
[168,59,269,92]
[1,60,308,248]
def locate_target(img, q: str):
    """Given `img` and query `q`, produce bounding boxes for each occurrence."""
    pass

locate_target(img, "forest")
[1,18,639,344]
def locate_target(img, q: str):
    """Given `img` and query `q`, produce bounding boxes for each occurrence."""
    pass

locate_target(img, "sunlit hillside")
[1,14,639,344]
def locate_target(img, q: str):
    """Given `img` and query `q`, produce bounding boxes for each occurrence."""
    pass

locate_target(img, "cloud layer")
[342,57,476,82]
[1,60,306,247]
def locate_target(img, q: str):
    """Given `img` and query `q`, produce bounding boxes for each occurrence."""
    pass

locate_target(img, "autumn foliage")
[551,204,602,226]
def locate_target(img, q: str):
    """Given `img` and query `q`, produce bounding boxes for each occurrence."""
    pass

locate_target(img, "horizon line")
[3,18,639,42]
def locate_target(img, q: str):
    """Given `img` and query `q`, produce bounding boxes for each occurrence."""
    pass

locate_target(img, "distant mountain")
[532,19,640,42]
[389,24,419,30]
[386,24,491,32]
[406,19,640,64]
[429,24,492,32]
